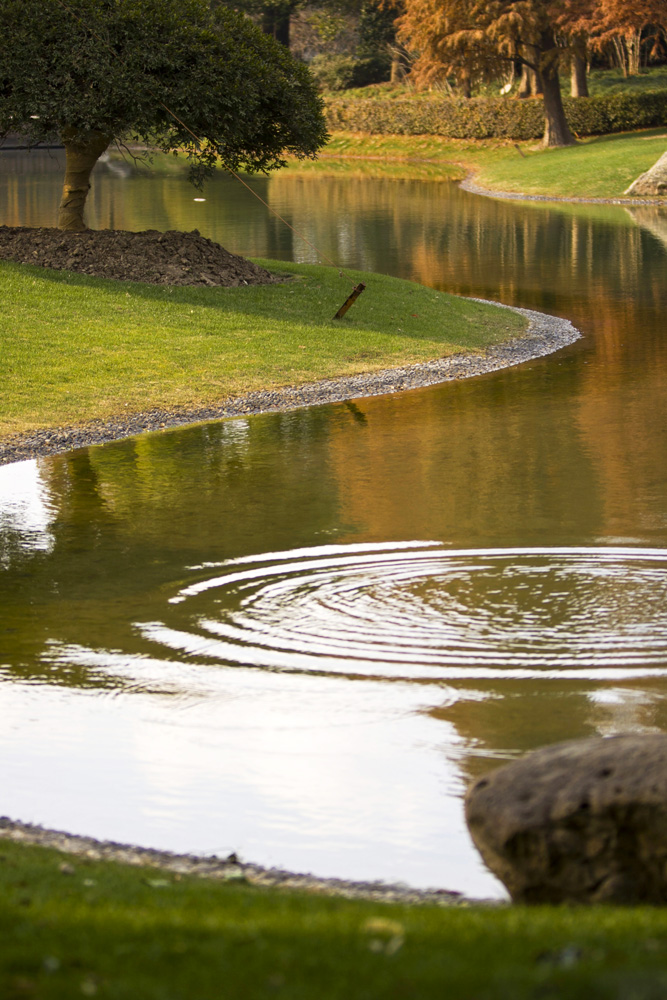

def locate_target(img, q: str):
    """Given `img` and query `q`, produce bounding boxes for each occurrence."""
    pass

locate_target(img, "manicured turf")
[0,258,525,439]
[334,66,667,102]
[586,66,667,95]
[2,838,667,999]
[467,128,667,199]
[287,127,667,199]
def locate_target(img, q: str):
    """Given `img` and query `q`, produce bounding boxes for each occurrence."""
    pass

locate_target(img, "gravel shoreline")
[0,817,501,907]
[0,302,580,466]
[460,175,667,206]
[0,298,575,905]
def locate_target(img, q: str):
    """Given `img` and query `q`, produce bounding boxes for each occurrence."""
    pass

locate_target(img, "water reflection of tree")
[325,358,600,546]
[262,174,667,549]
[4,159,667,769]
[434,678,667,789]
[268,174,665,312]
[1,409,342,688]
[5,155,667,333]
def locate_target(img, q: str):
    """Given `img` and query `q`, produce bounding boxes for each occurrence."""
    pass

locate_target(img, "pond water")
[2,149,667,897]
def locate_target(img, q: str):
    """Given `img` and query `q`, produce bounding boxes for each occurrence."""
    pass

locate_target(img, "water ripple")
[136,543,667,680]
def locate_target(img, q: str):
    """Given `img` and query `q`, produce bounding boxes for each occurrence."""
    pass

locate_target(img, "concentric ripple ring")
[135,542,667,681]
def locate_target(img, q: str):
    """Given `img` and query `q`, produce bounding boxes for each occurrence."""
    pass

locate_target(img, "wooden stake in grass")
[333,283,366,320]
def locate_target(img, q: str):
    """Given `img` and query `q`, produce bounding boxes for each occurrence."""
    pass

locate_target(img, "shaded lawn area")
[2,838,667,999]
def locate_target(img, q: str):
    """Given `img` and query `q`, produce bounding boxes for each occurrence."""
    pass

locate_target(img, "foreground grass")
[1,259,525,439]
[2,839,667,999]
[288,127,667,199]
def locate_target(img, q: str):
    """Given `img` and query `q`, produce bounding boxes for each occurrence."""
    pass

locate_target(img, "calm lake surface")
[2,149,667,897]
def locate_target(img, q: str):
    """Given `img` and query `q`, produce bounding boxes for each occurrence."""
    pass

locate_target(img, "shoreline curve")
[0,302,580,466]
[460,174,666,206]
[0,295,574,906]
[0,816,498,907]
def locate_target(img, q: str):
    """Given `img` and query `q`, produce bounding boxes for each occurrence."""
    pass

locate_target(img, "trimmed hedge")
[325,90,667,139]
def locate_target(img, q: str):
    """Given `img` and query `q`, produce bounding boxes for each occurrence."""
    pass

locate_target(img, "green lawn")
[466,128,667,199]
[587,66,667,95]
[333,65,667,101]
[284,127,667,199]
[0,258,525,439]
[2,838,667,999]
[285,67,667,197]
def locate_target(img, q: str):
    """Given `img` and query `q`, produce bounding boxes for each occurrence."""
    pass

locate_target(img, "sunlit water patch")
[29,540,667,897]
[108,542,667,682]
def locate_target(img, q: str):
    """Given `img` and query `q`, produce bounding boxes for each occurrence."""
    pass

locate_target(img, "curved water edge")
[459,174,667,207]
[0,818,484,907]
[2,155,666,900]
[0,302,579,466]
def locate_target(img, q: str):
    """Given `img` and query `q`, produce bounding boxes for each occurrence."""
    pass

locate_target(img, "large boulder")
[625,150,667,197]
[465,735,667,904]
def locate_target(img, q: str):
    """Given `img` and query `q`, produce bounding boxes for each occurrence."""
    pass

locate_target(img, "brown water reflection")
[1,151,667,894]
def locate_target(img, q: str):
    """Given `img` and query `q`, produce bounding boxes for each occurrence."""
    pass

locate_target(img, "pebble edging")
[0,817,499,907]
[460,175,667,206]
[0,303,580,466]
[0,300,577,905]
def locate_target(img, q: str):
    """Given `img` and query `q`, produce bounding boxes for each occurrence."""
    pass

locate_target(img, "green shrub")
[310,54,391,93]
[325,90,667,139]
[565,90,667,135]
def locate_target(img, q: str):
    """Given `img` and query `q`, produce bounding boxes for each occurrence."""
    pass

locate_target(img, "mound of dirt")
[0,226,278,287]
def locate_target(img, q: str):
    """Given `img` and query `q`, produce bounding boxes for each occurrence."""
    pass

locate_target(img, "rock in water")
[625,150,667,197]
[465,735,667,904]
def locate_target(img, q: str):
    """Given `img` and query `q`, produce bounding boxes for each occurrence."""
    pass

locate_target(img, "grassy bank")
[2,837,667,999]
[333,66,667,103]
[285,127,667,199]
[466,127,667,199]
[1,258,525,440]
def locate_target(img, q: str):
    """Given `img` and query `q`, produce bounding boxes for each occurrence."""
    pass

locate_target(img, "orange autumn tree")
[397,0,595,146]
[387,0,498,96]
[553,0,593,97]
[563,0,667,77]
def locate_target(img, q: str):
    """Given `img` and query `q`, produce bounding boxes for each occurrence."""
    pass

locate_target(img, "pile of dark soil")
[0,226,278,287]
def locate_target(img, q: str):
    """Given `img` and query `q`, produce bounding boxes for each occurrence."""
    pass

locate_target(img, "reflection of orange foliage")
[6,151,667,555]
[409,241,458,289]
[575,328,667,541]
[326,361,600,547]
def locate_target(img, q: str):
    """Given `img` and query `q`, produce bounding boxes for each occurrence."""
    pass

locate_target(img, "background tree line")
[223,0,666,147]
[224,0,667,95]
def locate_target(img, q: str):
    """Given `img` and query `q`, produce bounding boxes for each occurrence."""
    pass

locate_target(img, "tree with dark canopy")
[0,0,328,229]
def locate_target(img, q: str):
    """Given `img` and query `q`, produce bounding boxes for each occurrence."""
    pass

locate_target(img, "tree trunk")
[628,30,641,76]
[570,43,589,97]
[613,36,628,77]
[58,129,111,230]
[539,60,576,147]
[261,8,290,48]
[518,64,541,98]
[390,54,405,84]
